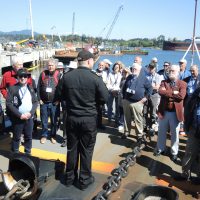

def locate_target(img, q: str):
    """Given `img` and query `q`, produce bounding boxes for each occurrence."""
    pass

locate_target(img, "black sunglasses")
[19,74,28,78]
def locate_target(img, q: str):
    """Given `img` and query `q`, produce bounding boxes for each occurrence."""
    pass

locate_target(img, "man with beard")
[154,65,187,162]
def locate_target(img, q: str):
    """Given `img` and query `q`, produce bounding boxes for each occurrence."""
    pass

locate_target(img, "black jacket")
[6,83,38,121]
[55,66,109,117]
[184,87,200,132]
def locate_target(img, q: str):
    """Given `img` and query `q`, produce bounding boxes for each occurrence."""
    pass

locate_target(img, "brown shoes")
[40,137,47,144]
[40,137,56,144]
[51,137,56,144]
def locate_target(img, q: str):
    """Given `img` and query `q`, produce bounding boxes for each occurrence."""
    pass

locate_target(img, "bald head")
[190,64,199,78]
[98,61,105,72]
[134,56,142,65]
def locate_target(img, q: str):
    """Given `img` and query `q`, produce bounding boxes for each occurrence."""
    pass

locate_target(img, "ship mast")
[29,0,34,40]
[191,0,198,64]
[182,0,200,65]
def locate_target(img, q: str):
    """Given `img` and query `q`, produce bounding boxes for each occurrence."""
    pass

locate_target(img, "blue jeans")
[107,92,119,123]
[40,103,58,138]
[12,118,33,154]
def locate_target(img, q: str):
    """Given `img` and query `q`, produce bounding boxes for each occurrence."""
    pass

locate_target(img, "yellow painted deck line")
[19,146,115,173]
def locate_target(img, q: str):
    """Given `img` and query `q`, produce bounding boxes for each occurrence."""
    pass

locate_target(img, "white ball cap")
[179,58,187,64]
[57,62,64,69]
[151,57,158,62]
[103,59,112,65]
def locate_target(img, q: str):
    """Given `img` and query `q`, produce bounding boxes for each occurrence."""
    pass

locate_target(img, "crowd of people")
[0,51,200,189]
[95,56,200,182]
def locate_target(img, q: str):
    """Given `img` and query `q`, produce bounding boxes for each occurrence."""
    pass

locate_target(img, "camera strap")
[128,75,137,90]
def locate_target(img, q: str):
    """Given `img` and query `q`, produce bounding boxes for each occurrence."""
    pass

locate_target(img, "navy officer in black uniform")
[55,50,109,190]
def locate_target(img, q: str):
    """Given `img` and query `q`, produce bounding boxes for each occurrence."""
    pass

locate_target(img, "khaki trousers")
[123,99,144,138]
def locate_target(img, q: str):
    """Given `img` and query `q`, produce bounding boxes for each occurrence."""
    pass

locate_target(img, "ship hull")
[163,41,200,51]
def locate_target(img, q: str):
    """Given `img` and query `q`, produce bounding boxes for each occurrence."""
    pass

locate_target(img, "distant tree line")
[0,33,184,48]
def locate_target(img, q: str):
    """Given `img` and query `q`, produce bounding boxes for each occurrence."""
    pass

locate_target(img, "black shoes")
[174,173,190,181]
[79,176,95,190]
[121,132,130,139]
[61,140,67,147]
[137,137,147,146]
[153,150,164,157]
[171,154,178,162]
[97,125,106,130]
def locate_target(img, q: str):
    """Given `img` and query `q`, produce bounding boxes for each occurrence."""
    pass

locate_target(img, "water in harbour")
[94,49,200,71]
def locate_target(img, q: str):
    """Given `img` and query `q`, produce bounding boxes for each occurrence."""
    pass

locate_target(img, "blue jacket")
[179,69,191,80]
[123,71,153,102]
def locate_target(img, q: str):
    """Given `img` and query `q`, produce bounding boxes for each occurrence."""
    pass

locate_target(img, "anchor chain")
[93,143,146,200]
[3,179,30,200]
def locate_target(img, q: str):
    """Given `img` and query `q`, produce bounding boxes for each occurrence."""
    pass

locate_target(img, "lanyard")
[112,73,119,86]
[19,87,28,100]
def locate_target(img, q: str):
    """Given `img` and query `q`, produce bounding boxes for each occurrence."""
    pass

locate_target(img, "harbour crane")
[105,5,123,40]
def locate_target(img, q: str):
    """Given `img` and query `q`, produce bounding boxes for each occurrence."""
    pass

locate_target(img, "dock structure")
[0,48,57,75]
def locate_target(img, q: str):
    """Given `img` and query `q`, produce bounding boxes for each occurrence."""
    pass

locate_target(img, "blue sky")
[0,0,199,40]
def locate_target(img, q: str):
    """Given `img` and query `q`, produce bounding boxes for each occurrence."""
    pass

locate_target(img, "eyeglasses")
[19,74,28,78]
[163,65,169,67]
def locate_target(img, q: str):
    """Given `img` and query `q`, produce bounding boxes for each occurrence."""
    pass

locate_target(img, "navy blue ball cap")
[77,50,94,61]
[17,68,30,77]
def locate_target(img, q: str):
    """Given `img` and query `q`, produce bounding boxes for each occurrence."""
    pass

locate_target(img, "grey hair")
[132,63,142,70]
[12,56,24,65]
[170,64,180,72]
[190,64,198,70]
[48,58,58,66]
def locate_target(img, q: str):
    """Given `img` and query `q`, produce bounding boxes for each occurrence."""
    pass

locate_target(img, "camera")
[126,88,135,94]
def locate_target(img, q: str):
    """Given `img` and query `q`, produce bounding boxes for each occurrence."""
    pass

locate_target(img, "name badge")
[189,88,194,94]
[46,87,52,93]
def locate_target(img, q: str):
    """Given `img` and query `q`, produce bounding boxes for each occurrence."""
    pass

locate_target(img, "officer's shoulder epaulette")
[90,70,101,77]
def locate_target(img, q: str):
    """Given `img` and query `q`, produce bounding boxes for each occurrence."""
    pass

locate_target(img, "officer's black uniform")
[55,62,109,188]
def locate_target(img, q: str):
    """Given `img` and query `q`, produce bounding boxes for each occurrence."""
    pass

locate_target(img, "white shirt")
[18,85,33,114]
[102,70,110,87]
[107,72,122,91]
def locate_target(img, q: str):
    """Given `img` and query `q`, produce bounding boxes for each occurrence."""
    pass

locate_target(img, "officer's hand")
[40,100,44,105]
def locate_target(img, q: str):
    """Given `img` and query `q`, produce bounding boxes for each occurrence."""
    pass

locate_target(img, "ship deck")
[0,118,199,200]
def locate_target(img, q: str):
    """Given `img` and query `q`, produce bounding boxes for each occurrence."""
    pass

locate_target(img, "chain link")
[94,142,146,200]
[3,179,30,200]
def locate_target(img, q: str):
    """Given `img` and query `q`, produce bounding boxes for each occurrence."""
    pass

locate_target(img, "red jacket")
[0,69,34,99]
[158,79,187,122]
